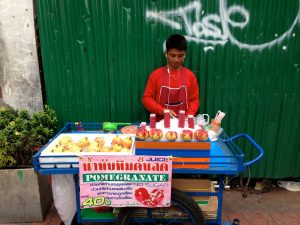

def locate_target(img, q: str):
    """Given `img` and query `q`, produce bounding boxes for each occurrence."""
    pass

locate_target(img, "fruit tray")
[38,133,135,168]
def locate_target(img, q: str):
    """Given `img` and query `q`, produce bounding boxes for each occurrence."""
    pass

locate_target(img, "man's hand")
[169,110,177,118]
[162,108,177,118]
[162,109,177,118]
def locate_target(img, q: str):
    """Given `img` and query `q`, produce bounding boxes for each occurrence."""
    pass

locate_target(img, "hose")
[240,165,251,198]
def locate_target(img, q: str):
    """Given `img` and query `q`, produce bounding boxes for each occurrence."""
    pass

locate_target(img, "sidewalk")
[222,187,300,225]
[2,187,300,225]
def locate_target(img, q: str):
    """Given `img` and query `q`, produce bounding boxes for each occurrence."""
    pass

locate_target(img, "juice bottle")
[178,110,185,128]
[187,115,194,129]
[150,114,156,129]
[164,110,170,128]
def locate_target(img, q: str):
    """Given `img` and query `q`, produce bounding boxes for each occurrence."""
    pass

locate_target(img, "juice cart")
[32,122,264,225]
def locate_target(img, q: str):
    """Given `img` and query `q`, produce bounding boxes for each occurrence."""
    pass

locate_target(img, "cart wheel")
[116,188,205,225]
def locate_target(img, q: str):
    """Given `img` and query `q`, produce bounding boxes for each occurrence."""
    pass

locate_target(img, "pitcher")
[196,114,210,126]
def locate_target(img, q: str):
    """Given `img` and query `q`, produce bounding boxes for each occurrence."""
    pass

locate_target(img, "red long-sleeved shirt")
[142,66,200,116]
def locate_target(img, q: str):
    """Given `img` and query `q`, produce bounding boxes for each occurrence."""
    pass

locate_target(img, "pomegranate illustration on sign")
[134,188,165,207]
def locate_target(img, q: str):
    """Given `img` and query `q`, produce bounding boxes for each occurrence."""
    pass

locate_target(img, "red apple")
[136,128,149,141]
[121,137,133,149]
[165,131,178,141]
[194,129,208,141]
[149,128,163,141]
[180,130,193,141]
[112,135,122,145]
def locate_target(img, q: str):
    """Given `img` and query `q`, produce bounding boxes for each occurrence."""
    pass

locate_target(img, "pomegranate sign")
[79,155,172,208]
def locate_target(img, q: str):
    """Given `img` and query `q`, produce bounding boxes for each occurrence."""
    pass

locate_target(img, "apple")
[87,145,100,152]
[165,131,178,141]
[136,129,149,141]
[59,136,72,145]
[77,137,90,148]
[194,129,209,141]
[112,144,122,152]
[121,137,133,149]
[70,145,82,153]
[94,137,105,148]
[100,147,111,152]
[87,141,100,152]
[180,130,193,141]
[52,145,65,153]
[149,129,163,141]
[112,135,122,145]
[64,142,74,151]
[90,140,99,146]
[120,147,131,153]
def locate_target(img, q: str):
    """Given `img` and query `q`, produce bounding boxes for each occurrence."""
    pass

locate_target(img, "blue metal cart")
[32,122,264,225]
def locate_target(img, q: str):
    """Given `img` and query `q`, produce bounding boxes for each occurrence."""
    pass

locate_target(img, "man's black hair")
[166,34,187,52]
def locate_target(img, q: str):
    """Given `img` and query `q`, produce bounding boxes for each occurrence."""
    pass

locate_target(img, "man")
[142,34,200,119]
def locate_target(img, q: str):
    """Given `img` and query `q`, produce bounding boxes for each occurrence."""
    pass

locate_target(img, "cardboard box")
[172,179,211,192]
[172,179,211,205]
[200,183,218,219]
[172,179,218,219]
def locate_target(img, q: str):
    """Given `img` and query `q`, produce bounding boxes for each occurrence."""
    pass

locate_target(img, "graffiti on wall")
[146,0,300,51]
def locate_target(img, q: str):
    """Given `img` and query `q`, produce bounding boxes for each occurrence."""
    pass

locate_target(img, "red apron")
[158,67,188,116]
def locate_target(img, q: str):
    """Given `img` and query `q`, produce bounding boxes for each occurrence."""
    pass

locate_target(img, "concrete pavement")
[1,187,300,225]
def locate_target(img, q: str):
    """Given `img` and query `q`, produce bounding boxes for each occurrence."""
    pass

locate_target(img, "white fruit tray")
[39,133,135,168]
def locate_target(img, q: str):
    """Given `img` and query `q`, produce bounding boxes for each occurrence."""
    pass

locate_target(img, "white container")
[39,133,136,168]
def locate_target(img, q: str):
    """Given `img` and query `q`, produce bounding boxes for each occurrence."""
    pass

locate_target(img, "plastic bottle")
[150,114,156,129]
[164,110,170,128]
[187,115,194,129]
[178,110,185,128]
[75,122,84,131]
[211,111,225,132]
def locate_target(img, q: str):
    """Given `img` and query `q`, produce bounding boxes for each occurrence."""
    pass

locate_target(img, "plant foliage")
[0,105,57,168]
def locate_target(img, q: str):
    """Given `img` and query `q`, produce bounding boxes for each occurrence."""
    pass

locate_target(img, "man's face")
[166,48,186,70]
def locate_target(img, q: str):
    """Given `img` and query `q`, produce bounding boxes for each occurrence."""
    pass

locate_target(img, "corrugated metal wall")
[36,0,300,178]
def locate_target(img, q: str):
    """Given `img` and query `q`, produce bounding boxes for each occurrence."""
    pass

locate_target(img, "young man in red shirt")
[142,34,200,119]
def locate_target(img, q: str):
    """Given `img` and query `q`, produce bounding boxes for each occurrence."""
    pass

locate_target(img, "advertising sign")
[79,155,172,208]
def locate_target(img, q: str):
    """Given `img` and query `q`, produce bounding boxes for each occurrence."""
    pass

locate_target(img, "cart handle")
[228,133,264,167]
